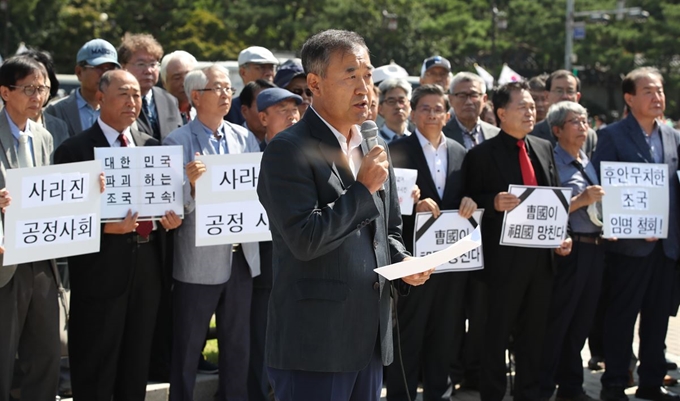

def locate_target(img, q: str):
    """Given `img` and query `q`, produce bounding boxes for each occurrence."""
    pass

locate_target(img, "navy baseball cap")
[420,55,451,76]
[274,62,306,89]
[77,39,120,67]
[257,88,302,111]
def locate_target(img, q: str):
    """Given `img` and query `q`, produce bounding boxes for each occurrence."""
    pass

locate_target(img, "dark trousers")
[452,274,487,385]
[170,248,252,401]
[268,346,383,401]
[540,242,605,398]
[248,286,272,401]
[386,273,467,401]
[69,240,162,401]
[0,261,60,401]
[601,243,675,389]
[481,248,553,401]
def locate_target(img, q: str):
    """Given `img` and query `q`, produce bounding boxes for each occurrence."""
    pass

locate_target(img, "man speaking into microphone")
[257,29,431,401]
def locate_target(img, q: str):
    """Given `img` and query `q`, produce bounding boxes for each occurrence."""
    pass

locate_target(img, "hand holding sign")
[494,192,520,212]
[103,210,139,234]
[458,197,477,219]
[159,210,182,231]
[416,198,441,218]
[0,188,11,213]
[555,237,572,256]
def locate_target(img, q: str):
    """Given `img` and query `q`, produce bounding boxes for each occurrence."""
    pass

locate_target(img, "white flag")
[498,64,524,85]
[15,42,28,55]
[474,64,495,91]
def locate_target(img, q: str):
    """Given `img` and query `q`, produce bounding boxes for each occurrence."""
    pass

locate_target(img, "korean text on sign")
[393,168,418,215]
[413,210,484,272]
[600,161,669,239]
[96,146,184,221]
[500,185,571,248]
[195,153,272,246]
[3,161,102,266]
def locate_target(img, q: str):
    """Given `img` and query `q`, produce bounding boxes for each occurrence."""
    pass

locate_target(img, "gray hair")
[546,100,588,128]
[300,30,367,78]
[160,50,197,85]
[183,65,230,107]
[378,77,412,103]
[449,72,486,94]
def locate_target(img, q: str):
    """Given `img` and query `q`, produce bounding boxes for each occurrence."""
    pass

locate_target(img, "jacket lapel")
[307,111,355,189]
[526,135,552,185]
[440,138,458,203]
[88,122,112,148]
[190,119,215,155]
[490,135,516,185]
[66,92,83,134]
[624,114,653,163]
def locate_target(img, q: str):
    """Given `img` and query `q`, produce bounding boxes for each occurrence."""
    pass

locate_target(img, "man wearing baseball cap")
[225,46,279,125]
[45,38,120,137]
[257,87,302,146]
[420,55,452,91]
[273,60,311,117]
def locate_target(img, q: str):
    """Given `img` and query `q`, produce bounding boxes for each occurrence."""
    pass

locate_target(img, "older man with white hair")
[160,50,197,124]
[164,64,259,401]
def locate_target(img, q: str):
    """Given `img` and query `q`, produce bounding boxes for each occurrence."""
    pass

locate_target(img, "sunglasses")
[290,88,313,97]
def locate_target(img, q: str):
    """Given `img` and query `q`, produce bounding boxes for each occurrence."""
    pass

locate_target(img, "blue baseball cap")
[257,88,302,111]
[420,55,451,77]
[77,39,120,67]
[273,62,306,89]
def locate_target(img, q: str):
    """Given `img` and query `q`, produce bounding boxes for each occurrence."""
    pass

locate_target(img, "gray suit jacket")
[44,90,83,138]
[442,117,500,149]
[163,118,260,285]
[530,119,598,158]
[43,113,70,155]
[0,113,55,287]
[591,114,680,260]
[135,87,183,143]
[257,110,409,371]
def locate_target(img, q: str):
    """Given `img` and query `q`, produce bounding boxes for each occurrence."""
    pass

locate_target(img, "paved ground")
[380,315,680,401]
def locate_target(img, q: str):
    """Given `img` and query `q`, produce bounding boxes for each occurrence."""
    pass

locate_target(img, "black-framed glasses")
[383,97,409,107]
[195,87,236,95]
[290,88,313,97]
[452,91,481,101]
[10,85,51,96]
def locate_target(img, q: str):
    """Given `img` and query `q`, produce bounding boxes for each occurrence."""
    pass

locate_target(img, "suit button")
[373,282,380,290]
[373,240,378,249]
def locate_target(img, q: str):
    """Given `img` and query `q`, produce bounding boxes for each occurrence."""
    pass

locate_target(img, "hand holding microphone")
[357,121,389,194]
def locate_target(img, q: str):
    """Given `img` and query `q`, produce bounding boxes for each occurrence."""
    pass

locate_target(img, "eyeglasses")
[10,85,51,96]
[551,88,578,96]
[82,64,119,73]
[131,61,161,70]
[195,86,236,95]
[416,106,446,115]
[383,97,409,107]
[452,91,481,101]
[290,88,313,97]
[566,117,588,127]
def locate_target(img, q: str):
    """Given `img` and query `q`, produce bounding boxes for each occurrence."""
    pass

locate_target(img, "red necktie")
[118,134,153,238]
[517,139,538,186]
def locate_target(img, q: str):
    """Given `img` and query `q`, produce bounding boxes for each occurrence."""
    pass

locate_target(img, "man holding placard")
[592,67,680,401]
[163,65,260,401]
[539,101,606,401]
[54,69,181,401]
[0,55,60,401]
[386,84,476,401]
[463,81,571,401]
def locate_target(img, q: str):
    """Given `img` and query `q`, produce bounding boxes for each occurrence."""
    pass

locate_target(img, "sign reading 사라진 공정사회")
[500,185,571,248]
[600,161,668,239]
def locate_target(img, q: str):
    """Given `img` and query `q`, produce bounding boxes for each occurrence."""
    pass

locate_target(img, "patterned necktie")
[17,133,34,168]
[517,139,537,186]
[142,97,159,136]
[118,134,153,238]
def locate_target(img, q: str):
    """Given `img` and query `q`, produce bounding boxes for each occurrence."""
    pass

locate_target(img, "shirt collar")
[311,107,363,152]
[382,125,411,139]
[414,128,446,150]
[199,120,227,138]
[143,89,154,104]
[75,88,97,111]
[454,114,481,135]
[98,117,133,146]
[4,109,32,141]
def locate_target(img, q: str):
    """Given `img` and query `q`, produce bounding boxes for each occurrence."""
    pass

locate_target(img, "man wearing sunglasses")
[45,38,120,138]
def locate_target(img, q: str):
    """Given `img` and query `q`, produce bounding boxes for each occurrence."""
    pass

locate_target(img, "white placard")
[374,226,482,280]
[195,153,271,246]
[500,185,571,248]
[394,168,418,215]
[96,146,184,221]
[4,161,101,265]
[414,210,484,272]
[600,161,668,238]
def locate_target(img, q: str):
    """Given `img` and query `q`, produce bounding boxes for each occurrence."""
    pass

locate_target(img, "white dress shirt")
[312,107,363,178]
[99,118,136,147]
[415,129,447,199]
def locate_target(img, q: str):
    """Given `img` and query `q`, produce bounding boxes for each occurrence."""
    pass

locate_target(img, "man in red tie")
[462,81,572,401]
[54,69,182,401]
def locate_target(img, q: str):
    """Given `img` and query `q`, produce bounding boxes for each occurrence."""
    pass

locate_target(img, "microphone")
[360,120,384,193]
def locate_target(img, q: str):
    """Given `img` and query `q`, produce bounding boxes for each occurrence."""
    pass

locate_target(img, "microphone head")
[360,120,379,139]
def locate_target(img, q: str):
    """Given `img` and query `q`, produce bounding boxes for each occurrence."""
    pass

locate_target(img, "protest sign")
[393,168,418,215]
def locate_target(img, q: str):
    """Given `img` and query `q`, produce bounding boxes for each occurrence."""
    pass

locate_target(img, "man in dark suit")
[386,84,476,401]
[463,81,572,401]
[377,77,412,143]
[0,55,60,401]
[529,70,597,157]
[54,70,181,401]
[257,30,431,401]
[118,33,183,143]
[443,72,500,150]
[592,67,680,401]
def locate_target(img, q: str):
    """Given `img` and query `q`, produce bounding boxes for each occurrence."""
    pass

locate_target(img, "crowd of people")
[0,27,678,401]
